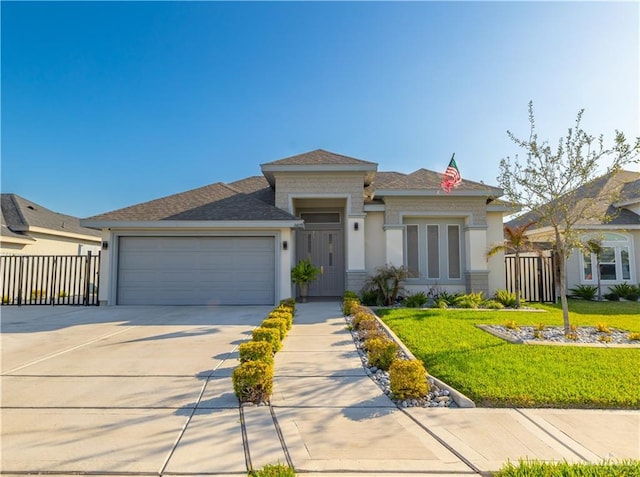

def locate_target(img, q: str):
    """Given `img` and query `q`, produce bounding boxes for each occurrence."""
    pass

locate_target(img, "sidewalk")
[255,301,640,476]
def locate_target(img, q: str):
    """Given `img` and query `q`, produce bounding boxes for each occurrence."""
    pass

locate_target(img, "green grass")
[493,459,640,476]
[378,300,640,408]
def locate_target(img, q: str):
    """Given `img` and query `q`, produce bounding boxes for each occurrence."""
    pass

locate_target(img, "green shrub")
[493,289,518,308]
[483,299,504,309]
[436,290,461,306]
[343,290,359,299]
[268,310,293,330]
[608,282,637,300]
[361,265,409,306]
[248,463,296,477]
[232,360,273,403]
[494,459,640,477]
[342,297,360,316]
[404,291,428,308]
[238,341,274,364]
[261,317,288,340]
[279,298,296,311]
[569,284,598,300]
[362,329,388,348]
[435,297,449,309]
[252,327,282,352]
[359,289,380,306]
[366,337,398,371]
[604,292,620,301]
[352,310,376,330]
[453,292,484,309]
[389,359,429,400]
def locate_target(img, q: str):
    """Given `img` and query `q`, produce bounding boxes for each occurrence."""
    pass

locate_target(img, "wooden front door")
[296,229,344,297]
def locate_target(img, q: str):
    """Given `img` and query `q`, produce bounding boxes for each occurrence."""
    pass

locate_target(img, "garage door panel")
[117,237,275,305]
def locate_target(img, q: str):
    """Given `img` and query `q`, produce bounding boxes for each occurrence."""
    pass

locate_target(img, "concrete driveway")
[1,305,270,475]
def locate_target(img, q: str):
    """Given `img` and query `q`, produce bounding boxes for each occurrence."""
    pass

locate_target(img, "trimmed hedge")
[389,359,429,400]
[261,317,288,340]
[238,341,274,365]
[252,327,282,352]
[232,360,274,403]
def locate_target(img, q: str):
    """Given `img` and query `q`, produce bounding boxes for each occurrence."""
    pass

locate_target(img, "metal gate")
[1,252,100,306]
[505,253,556,303]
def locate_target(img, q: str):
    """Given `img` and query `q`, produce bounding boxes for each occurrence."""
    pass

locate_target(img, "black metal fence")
[1,252,100,306]
[505,253,556,303]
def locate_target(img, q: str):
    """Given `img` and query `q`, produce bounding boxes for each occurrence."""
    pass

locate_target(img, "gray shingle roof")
[262,149,377,166]
[376,168,501,193]
[86,182,295,222]
[508,170,640,228]
[1,194,100,237]
[228,176,275,205]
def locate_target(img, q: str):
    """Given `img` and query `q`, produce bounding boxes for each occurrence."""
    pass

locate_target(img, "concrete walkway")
[1,302,638,476]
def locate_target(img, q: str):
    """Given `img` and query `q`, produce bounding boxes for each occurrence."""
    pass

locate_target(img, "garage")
[117,236,275,305]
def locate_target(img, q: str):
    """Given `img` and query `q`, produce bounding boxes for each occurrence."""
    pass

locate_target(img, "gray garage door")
[117,236,275,305]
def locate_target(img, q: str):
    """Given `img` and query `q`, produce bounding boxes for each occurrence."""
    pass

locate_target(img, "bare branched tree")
[498,101,640,333]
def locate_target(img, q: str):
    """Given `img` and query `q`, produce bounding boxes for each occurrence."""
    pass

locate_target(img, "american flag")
[440,154,461,193]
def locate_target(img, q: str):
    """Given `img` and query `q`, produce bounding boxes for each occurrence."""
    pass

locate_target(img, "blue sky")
[2,1,638,218]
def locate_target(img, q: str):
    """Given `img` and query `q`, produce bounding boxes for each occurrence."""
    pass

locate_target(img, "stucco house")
[82,149,508,306]
[1,194,101,256]
[507,169,639,292]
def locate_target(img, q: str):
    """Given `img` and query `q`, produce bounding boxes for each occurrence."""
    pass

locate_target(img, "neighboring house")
[82,149,508,306]
[507,170,640,292]
[1,194,101,255]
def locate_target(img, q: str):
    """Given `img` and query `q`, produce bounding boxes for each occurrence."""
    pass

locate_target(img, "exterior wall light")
[354,222,359,231]
[282,240,288,250]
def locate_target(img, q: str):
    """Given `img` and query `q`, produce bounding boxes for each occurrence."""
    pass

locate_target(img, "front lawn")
[377,300,640,408]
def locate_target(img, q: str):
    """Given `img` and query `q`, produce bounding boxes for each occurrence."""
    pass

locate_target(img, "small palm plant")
[487,221,538,308]
[291,259,321,303]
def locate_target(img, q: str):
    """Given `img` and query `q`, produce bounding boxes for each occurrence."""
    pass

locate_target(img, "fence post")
[84,252,91,306]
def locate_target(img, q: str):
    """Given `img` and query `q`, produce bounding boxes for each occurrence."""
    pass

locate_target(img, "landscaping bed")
[376,300,640,409]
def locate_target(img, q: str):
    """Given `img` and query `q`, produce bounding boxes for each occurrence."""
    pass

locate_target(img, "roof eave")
[375,188,503,197]
[80,219,305,230]
[260,164,378,187]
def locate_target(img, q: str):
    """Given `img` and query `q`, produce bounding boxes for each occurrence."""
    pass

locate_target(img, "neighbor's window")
[581,233,634,283]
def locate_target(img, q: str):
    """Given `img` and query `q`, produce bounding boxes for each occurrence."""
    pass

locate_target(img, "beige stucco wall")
[0,231,100,256]
[274,172,367,214]
[383,196,488,226]
[486,211,506,293]
[364,211,385,274]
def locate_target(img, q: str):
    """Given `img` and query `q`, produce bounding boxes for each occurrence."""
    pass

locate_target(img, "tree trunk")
[515,251,521,308]
[555,230,571,334]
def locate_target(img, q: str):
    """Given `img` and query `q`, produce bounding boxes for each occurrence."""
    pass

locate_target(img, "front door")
[296,229,344,297]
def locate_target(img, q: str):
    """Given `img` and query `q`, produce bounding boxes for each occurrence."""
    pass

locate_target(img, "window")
[300,212,340,224]
[427,225,439,279]
[404,221,464,281]
[581,233,634,283]
[447,225,461,279]
[406,225,419,278]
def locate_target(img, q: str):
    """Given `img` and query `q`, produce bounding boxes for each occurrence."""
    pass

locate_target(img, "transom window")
[300,212,341,224]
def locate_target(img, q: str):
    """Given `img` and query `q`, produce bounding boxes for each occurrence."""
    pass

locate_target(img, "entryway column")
[464,226,489,294]
[346,214,367,292]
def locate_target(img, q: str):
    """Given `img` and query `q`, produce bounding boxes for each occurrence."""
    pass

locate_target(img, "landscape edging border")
[370,310,476,408]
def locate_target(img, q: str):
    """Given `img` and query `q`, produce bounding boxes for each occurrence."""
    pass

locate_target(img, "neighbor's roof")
[508,169,640,228]
[85,182,296,222]
[1,194,100,238]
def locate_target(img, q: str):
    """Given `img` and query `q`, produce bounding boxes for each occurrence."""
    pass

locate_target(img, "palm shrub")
[366,337,398,371]
[361,265,409,306]
[453,292,484,309]
[569,284,598,300]
[608,282,639,301]
[389,360,429,400]
[493,289,518,308]
[252,327,282,352]
[404,291,428,308]
[238,341,274,365]
[232,360,273,403]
